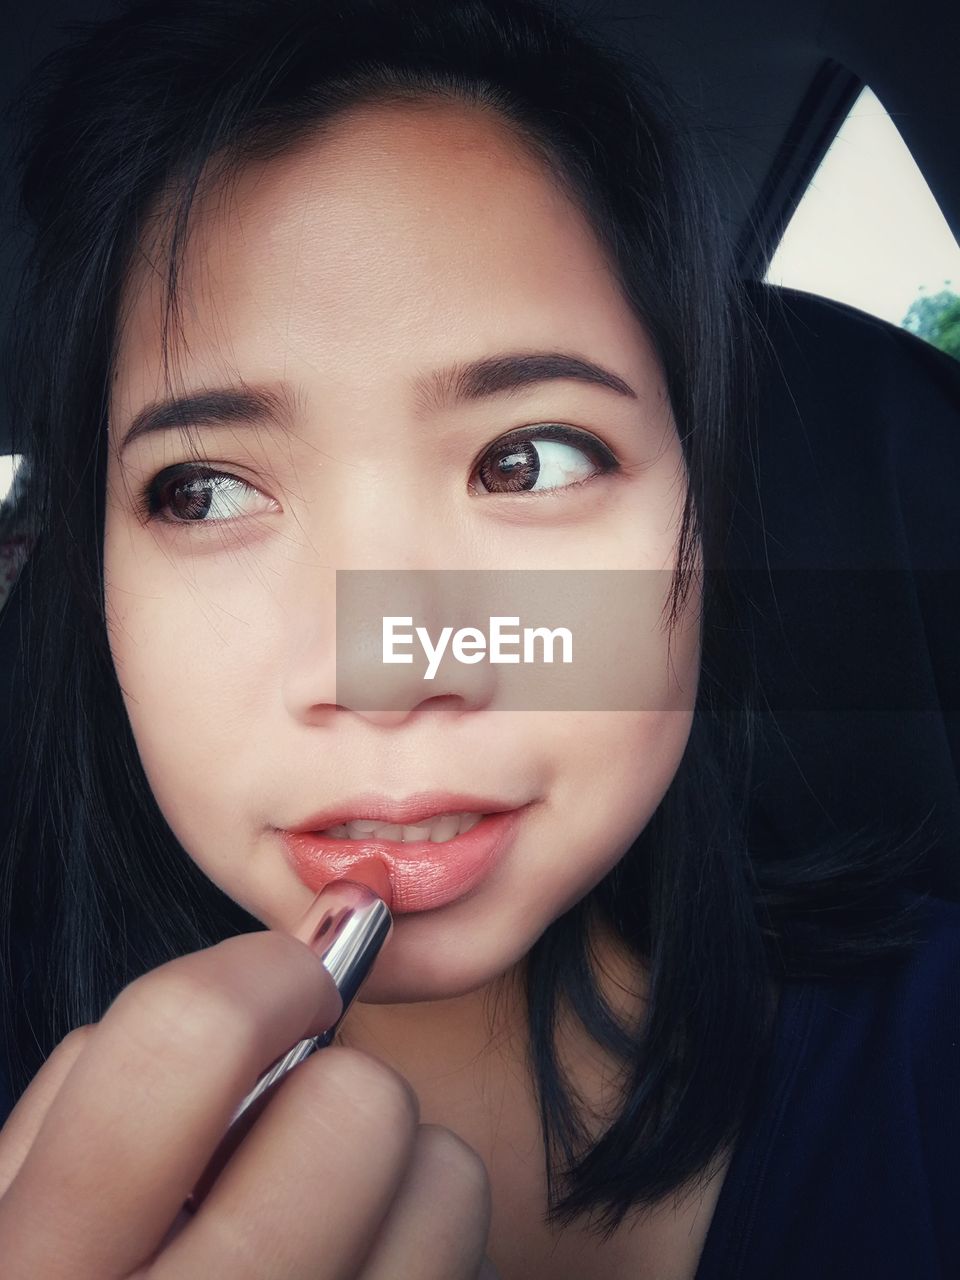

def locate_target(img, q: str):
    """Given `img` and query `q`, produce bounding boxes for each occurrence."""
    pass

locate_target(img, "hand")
[0,929,499,1278]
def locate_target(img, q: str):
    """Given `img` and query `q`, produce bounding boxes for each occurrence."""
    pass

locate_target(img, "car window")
[765,85,960,362]
[0,454,22,506]
[0,453,29,611]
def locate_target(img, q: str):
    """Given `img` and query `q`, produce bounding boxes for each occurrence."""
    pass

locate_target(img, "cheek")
[488,580,701,949]
[102,516,275,875]
[528,705,696,921]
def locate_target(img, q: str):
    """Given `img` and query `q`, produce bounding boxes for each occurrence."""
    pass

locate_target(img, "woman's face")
[104,100,700,1003]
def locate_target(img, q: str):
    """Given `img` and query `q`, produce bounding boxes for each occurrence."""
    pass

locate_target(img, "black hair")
[0,0,932,1239]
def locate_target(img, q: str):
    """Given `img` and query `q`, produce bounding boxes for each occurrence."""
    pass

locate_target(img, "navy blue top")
[1,892,958,1277]
[696,891,960,1279]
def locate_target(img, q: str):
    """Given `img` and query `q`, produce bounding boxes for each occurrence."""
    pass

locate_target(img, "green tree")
[902,287,960,361]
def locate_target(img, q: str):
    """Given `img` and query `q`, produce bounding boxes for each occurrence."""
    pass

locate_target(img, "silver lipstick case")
[182,880,393,1213]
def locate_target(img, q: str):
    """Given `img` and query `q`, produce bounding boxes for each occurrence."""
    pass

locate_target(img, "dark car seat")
[732,281,960,900]
[0,282,959,900]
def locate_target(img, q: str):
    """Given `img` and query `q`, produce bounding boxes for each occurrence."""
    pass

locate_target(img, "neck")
[334,913,726,1280]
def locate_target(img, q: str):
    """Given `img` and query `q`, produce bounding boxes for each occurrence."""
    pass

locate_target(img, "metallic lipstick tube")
[181,878,393,1214]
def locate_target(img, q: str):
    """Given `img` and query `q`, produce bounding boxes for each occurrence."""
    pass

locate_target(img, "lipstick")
[180,859,393,1214]
[279,806,528,914]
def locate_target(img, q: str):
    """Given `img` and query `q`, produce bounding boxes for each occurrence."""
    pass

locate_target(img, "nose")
[283,565,499,728]
[342,568,501,722]
[280,464,504,725]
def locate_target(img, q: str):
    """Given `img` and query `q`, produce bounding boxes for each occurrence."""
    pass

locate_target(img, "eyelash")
[135,423,620,526]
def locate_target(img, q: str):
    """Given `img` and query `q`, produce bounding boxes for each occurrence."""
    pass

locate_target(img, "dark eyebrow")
[118,351,637,453]
[413,351,638,415]
[118,384,296,455]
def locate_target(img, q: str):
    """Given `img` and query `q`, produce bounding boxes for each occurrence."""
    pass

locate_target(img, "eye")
[136,424,620,526]
[137,466,276,525]
[471,424,619,496]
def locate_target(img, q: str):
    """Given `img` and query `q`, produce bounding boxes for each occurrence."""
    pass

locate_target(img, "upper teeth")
[318,811,484,842]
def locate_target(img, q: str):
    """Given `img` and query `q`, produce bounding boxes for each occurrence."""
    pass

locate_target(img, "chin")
[355,910,534,1005]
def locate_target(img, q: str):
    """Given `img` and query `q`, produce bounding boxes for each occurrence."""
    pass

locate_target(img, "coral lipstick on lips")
[278,792,529,914]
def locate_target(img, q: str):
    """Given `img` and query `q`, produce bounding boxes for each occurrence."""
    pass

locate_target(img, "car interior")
[1,0,958,905]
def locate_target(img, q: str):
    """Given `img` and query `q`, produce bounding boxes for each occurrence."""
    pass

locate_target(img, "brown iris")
[478,439,541,493]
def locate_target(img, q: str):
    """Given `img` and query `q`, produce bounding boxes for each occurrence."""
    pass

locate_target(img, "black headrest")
[733,282,960,899]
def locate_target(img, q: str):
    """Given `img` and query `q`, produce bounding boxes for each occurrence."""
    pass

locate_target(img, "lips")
[278,805,530,914]
[285,792,523,834]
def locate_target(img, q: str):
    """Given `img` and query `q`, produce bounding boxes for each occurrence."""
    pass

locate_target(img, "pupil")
[479,441,540,492]
[174,478,213,520]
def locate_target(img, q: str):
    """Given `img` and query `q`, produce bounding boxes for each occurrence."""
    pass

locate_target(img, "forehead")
[111,100,650,423]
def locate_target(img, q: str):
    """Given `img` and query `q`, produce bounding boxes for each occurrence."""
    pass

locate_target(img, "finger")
[358,1125,493,1280]
[0,930,342,1280]
[147,1045,421,1280]
[0,1026,95,1197]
